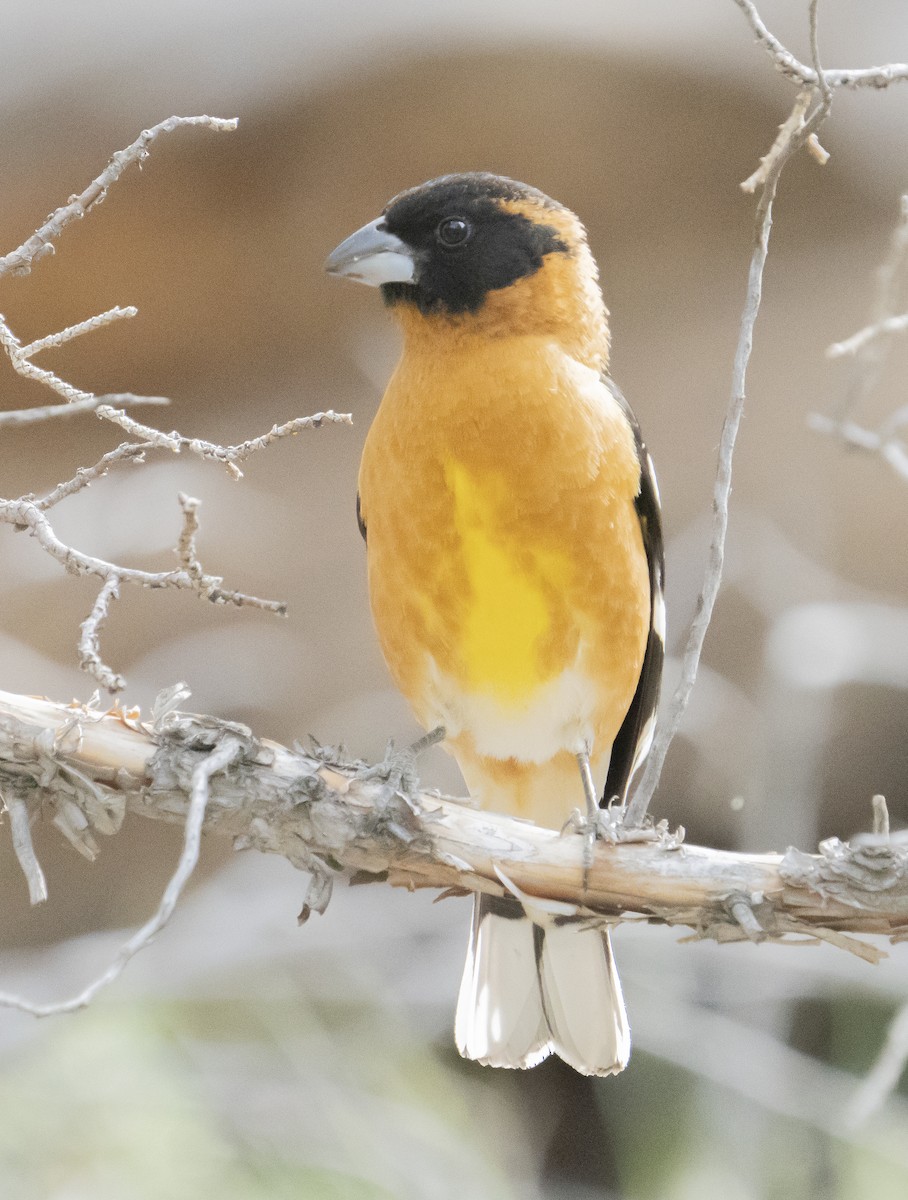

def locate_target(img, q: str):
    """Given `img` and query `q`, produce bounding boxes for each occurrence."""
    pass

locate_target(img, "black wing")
[356,491,367,543]
[602,378,665,806]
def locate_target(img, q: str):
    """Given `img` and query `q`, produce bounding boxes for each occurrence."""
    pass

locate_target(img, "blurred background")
[1,1,908,1196]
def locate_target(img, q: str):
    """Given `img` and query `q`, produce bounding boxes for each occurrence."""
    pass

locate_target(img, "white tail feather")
[539,921,630,1076]
[454,895,550,1068]
[455,895,630,1076]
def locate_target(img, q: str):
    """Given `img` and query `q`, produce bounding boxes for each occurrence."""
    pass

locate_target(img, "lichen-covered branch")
[1,687,905,1010]
[0,696,245,1017]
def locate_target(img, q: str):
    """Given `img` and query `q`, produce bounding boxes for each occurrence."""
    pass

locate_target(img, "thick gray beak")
[324,217,416,287]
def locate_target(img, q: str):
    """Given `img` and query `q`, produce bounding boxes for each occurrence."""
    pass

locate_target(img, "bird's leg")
[576,749,600,825]
[567,749,671,857]
[575,748,600,878]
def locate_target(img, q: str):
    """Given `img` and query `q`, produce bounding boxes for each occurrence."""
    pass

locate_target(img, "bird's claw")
[354,725,446,801]
[563,804,685,853]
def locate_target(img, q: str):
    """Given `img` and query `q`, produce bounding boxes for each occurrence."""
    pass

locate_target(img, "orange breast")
[358,333,649,820]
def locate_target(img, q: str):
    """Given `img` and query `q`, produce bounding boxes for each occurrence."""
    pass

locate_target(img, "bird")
[325,173,664,1076]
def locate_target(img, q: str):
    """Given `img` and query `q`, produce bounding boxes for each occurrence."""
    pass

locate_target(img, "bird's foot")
[613,803,686,849]
[355,725,446,801]
[563,802,685,852]
[598,802,663,844]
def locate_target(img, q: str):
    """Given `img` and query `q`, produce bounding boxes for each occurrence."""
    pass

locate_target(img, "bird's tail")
[454,893,630,1076]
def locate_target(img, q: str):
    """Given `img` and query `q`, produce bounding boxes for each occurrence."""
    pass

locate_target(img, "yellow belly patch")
[445,460,569,704]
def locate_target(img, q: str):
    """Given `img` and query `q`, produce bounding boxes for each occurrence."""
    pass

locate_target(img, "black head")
[326,173,607,363]
[378,173,570,315]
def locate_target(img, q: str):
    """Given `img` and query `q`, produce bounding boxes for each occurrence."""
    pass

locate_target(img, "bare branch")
[97,408,352,475]
[36,442,152,509]
[78,577,125,693]
[176,493,204,577]
[827,312,908,359]
[740,88,813,194]
[814,193,908,480]
[0,687,905,1014]
[0,393,169,429]
[626,6,834,827]
[18,305,138,357]
[0,116,350,702]
[732,0,908,90]
[1,307,351,465]
[0,728,243,1016]
[808,413,908,481]
[0,115,238,279]
[0,491,287,692]
[184,411,355,479]
[2,493,192,590]
[0,312,107,406]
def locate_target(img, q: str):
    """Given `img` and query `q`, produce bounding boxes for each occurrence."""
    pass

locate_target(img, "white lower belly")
[419,658,603,763]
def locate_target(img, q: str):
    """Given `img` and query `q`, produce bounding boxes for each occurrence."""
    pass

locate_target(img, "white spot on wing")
[652,589,667,643]
[646,453,661,506]
[630,713,656,776]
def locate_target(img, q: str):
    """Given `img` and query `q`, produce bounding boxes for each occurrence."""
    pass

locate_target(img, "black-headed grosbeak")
[326,173,664,1076]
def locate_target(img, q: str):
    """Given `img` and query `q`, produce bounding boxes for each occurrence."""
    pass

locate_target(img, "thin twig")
[0,734,243,1016]
[1,495,193,589]
[36,442,153,510]
[831,195,908,424]
[0,393,169,428]
[732,0,908,91]
[0,116,346,694]
[740,89,813,194]
[78,577,125,693]
[0,309,180,454]
[808,0,833,106]
[18,305,138,357]
[0,313,109,406]
[813,193,908,478]
[827,312,908,358]
[808,414,908,482]
[0,115,238,279]
[176,493,203,577]
[625,7,834,827]
[0,492,287,690]
[1,307,351,468]
[184,411,354,479]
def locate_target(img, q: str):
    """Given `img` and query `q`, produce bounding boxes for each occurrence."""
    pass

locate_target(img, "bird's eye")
[436,217,472,247]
